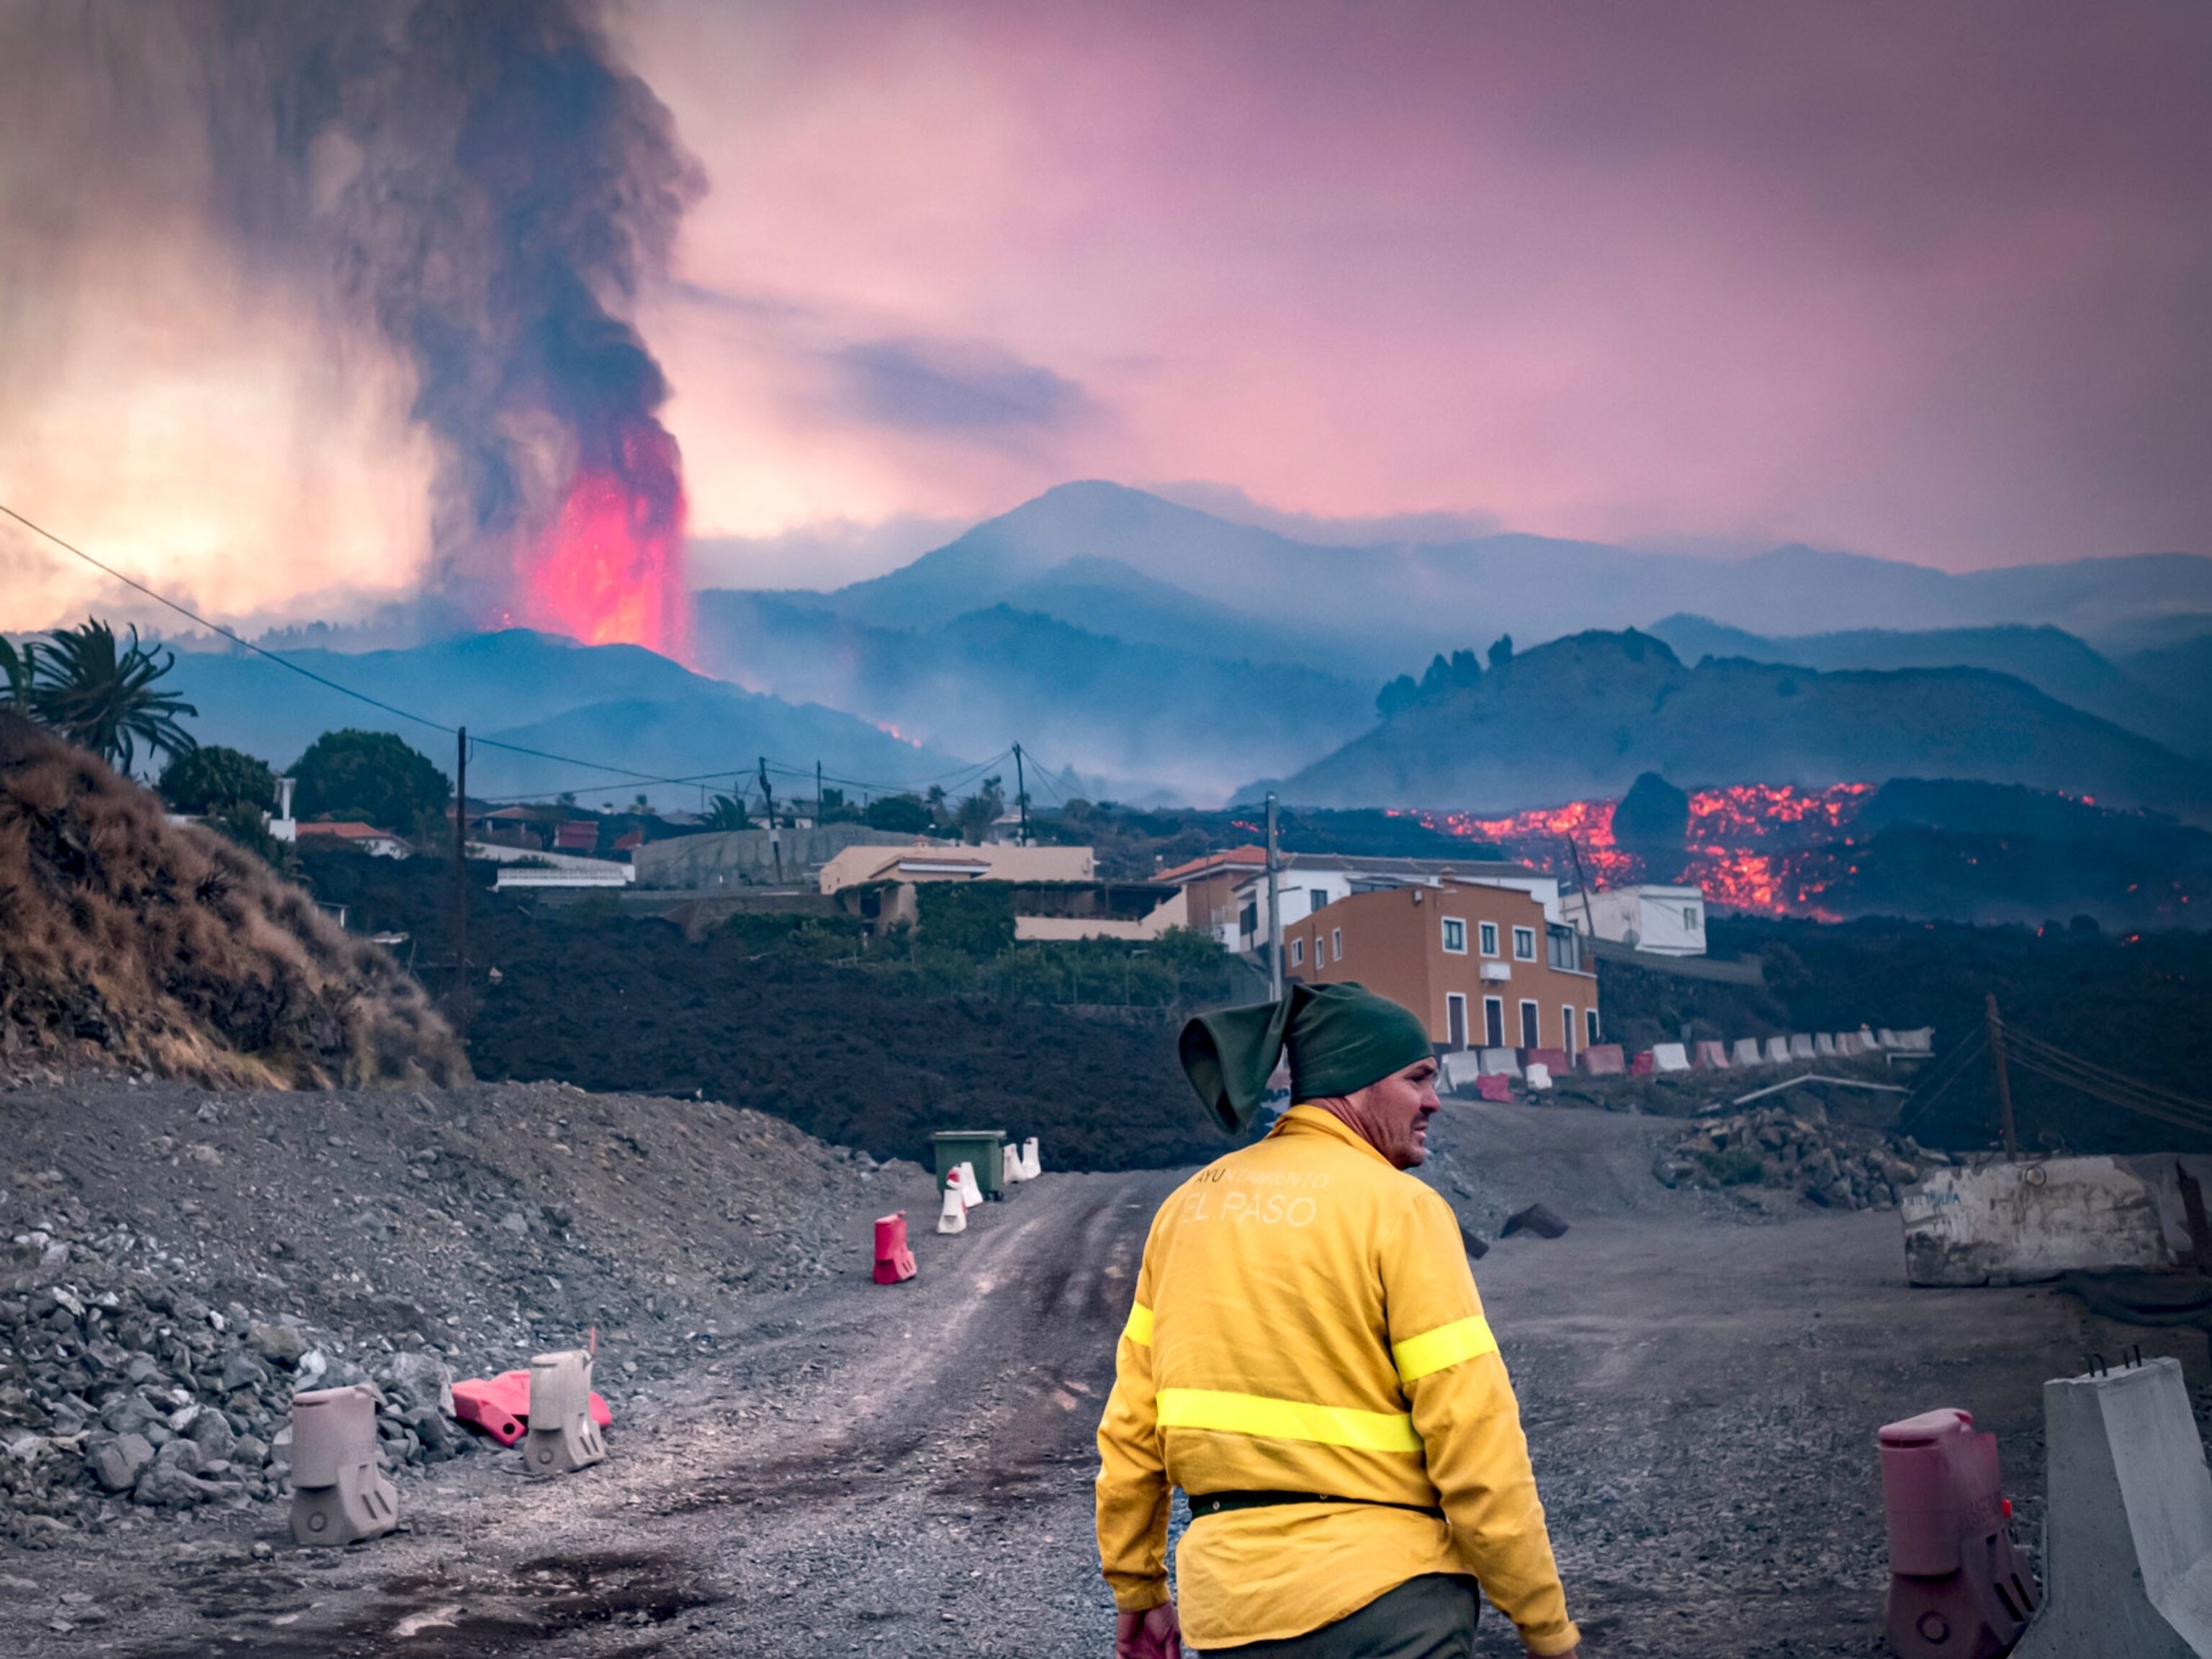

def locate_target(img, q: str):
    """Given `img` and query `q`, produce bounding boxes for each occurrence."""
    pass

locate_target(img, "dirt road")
[3,1098,2202,1658]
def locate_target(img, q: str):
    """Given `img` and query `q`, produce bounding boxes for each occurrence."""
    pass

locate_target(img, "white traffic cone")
[936,1181,967,1234]
[956,1161,984,1209]
[1002,1143,1024,1187]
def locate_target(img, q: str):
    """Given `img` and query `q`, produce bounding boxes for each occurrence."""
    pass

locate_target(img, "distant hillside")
[1646,615,2204,757]
[692,593,1374,804]
[163,630,975,808]
[2123,634,2212,729]
[1275,629,2212,819]
[804,482,2212,673]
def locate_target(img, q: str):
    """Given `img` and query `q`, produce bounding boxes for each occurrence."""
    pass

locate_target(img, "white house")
[1574,884,1708,956]
[1221,854,1564,957]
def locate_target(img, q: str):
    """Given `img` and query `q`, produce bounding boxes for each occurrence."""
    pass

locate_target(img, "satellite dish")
[1622,927,1641,949]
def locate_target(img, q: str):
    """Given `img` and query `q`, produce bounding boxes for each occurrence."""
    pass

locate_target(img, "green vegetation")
[5,619,198,772]
[158,744,276,814]
[863,792,932,833]
[292,729,450,835]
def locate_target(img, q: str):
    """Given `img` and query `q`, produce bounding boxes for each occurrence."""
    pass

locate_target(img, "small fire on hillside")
[1428,781,1879,917]
[517,419,691,661]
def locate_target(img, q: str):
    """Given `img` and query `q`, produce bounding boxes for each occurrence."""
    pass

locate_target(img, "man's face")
[1339,1057,1442,1169]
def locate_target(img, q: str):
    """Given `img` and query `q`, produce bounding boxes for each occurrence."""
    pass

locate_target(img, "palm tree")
[32,618,198,773]
[0,636,35,713]
[703,792,752,831]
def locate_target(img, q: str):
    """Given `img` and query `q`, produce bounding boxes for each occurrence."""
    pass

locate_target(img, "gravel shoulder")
[3,1086,2199,1657]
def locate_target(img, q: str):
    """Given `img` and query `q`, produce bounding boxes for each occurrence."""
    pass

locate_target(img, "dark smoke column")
[209,0,703,657]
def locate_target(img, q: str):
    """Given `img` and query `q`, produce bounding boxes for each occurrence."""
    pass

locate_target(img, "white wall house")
[1225,855,1563,956]
[1575,884,1708,956]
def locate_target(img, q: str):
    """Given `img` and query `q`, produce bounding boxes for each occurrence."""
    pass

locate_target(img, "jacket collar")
[1267,1102,1393,1168]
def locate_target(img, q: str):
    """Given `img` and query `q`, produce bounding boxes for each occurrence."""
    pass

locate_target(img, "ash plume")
[5,0,703,652]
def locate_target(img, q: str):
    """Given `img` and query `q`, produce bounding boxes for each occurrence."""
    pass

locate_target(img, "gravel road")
[3,1094,2203,1658]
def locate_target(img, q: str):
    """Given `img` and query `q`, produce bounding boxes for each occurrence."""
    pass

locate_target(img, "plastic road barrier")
[1476,1074,1511,1102]
[1878,1406,2035,1657]
[1692,1040,1730,1069]
[525,1349,607,1476]
[1524,1062,1552,1091]
[873,1211,918,1284]
[1578,1044,1625,1076]
[955,1161,984,1210]
[1020,1137,1041,1179]
[936,1182,967,1234]
[290,1385,398,1547]
[453,1369,612,1447]
[932,1130,1008,1200]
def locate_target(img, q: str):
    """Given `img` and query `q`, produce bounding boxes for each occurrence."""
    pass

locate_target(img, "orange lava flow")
[1423,781,1877,916]
[518,420,691,661]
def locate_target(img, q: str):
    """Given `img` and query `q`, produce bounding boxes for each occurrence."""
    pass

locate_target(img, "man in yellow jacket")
[1096,981,1581,1658]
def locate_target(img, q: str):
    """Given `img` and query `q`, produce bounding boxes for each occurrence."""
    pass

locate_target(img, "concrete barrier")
[1731,1038,1765,1068]
[1789,1033,1817,1059]
[1901,1156,2212,1287]
[1439,1050,1485,1095]
[1815,1033,1837,1057]
[2014,1356,2212,1658]
[1652,1043,1691,1073]
[1524,1062,1553,1091]
[1878,1028,1899,1048]
[1692,1040,1730,1070]
[1894,1027,1936,1053]
[1518,1047,1569,1077]
[1764,1036,1792,1064]
[1578,1044,1625,1076]
[1479,1047,1522,1079]
[1834,1032,1862,1057]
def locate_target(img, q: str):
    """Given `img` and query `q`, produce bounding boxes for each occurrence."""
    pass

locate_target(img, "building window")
[1519,1000,1540,1048]
[1484,997,1505,1048]
[1447,993,1468,1051]
[1683,904,1699,930]
[1562,1006,1575,1058]
[1290,938,1304,966]
[1239,902,1258,937]
[1311,889,1331,911]
[1479,921,1500,957]
[1331,927,1342,962]
[1512,926,1537,961]
[1442,917,1467,954]
[1586,1007,1601,1046]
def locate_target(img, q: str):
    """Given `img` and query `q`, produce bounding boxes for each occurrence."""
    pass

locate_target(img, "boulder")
[86,1432,155,1493]
[220,1352,269,1393]
[248,1323,307,1366]
[1501,1203,1570,1240]
[377,1351,455,1419]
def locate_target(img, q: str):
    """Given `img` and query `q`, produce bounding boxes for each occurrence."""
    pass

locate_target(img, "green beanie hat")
[1179,981,1434,1133]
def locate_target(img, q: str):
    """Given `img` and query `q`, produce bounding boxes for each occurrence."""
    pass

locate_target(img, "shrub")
[293,729,450,836]
[159,744,276,814]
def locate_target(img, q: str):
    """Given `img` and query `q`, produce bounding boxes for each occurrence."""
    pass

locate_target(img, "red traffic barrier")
[453,1370,612,1447]
[1578,1043,1625,1076]
[1516,1047,1569,1076]
[1878,1407,2036,1658]
[873,1211,918,1285]
[1630,1049,1656,1075]
[1692,1040,1730,1070]
[1475,1074,1512,1102]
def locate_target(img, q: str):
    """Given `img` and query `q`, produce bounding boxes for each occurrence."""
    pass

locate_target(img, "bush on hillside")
[0,713,467,1088]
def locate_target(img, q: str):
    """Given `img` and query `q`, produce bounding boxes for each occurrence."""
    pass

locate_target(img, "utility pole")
[1563,834,1599,971]
[759,757,783,884]
[1266,791,1282,1000]
[1012,744,1030,845]
[1987,992,2019,1159]
[815,760,823,826]
[452,727,469,1048]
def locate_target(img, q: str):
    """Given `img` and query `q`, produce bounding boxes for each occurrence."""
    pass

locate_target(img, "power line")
[1,499,1033,803]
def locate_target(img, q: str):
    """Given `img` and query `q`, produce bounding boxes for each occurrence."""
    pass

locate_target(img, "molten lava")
[1426,781,1879,917]
[520,418,691,660]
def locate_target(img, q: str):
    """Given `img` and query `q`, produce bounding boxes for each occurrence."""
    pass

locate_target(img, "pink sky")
[3,0,2208,624]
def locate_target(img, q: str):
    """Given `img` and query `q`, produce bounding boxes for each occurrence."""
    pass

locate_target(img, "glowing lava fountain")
[520,419,691,661]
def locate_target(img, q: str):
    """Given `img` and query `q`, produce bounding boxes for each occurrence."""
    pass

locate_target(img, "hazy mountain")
[2123,635,2212,729]
[162,630,974,809]
[693,593,1373,804]
[1272,629,2212,820]
[804,482,2212,673]
[1645,615,2206,758]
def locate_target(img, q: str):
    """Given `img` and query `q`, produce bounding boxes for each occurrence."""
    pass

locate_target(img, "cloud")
[832,336,1092,437]
[688,511,971,592]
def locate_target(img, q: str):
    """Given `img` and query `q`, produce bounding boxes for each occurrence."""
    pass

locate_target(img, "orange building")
[1286,879,1600,1058]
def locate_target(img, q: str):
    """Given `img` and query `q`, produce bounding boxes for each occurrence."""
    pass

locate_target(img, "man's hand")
[1115,1602,1182,1659]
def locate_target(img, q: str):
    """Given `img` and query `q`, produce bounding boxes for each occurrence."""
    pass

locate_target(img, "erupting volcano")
[521,420,691,660]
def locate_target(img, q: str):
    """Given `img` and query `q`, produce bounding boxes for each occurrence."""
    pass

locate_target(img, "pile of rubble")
[0,1223,467,1545]
[1653,1104,1955,1212]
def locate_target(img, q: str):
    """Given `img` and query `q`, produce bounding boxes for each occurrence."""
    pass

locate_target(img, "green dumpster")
[931,1130,1008,1201]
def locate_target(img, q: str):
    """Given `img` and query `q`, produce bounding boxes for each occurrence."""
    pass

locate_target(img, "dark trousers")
[1196,1573,1480,1659]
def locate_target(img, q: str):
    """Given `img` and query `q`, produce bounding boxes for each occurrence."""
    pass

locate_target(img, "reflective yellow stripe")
[1156,1388,1421,1454]
[1123,1303,1154,1346]
[1393,1315,1498,1381]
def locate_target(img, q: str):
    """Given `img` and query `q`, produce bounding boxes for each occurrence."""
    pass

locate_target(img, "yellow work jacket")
[1095,1105,1578,1654]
